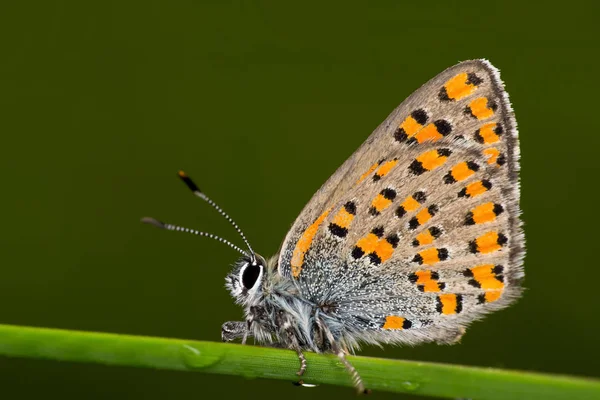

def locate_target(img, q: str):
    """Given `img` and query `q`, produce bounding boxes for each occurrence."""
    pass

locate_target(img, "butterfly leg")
[334,346,368,394]
[275,310,308,378]
[221,321,250,342]
[282,323,307,376]
[295,348,308,376]
[321,323,368,394]
[241,319,252,345]
[286,332,307,376]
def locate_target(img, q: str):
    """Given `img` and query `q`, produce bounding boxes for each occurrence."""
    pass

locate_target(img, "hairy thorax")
[225,255,338,353]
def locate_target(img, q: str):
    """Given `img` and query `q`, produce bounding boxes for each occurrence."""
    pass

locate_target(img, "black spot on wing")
[396,206,407,218]
[381,188,397,200]
[467,72,483,86]
[371,226,385,238]
[352,247,364,259]
[393,128,408,143]
[438,248,449,261]
[408,160,426,175]
[328,223,348,237]
[413,191,427,203]
[434,120,452,136]
[497,153,506,166]
[368,253,382,265]
[386,234,400,248]
[438,87,451,101]
[411,109,428,125]
[344,201,357,215]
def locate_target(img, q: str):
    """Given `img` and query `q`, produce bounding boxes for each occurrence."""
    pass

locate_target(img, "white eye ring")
[239,262,263,291]
[238,262,249,282]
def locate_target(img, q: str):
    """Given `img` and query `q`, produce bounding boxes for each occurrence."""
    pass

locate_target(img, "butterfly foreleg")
[221,321,250,343]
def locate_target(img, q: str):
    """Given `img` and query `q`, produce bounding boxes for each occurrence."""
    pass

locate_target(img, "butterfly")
[143,59,524,393]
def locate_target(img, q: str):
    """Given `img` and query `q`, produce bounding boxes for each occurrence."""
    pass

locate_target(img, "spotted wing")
[277,59,523,347]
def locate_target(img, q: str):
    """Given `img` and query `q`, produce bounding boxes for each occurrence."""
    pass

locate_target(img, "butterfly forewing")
[277,59,523,346]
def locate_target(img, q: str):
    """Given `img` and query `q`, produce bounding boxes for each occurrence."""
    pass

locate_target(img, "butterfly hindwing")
[277,59,523,347]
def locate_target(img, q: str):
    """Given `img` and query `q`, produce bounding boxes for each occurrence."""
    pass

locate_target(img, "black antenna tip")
[178,170,201,193]
[141,217,167,229]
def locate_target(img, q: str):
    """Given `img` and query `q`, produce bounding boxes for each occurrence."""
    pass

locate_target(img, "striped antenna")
[141,217,249,257]
[177,170,256,262]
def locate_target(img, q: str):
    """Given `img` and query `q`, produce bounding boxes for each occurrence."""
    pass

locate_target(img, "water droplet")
[400,381,421,392]
[293,380,319,388]
[184,345,200,356]
[180,343,223,370]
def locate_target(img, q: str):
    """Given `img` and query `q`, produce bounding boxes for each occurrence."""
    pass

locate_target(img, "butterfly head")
[226,253,268,304]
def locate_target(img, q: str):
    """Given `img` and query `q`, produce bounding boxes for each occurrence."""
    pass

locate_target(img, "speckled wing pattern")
[277,59,524,346]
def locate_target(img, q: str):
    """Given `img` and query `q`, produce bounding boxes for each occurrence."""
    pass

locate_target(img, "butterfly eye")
[241,262,262,289]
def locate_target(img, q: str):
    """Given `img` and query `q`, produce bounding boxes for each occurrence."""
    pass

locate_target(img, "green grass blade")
[0,324,597,399]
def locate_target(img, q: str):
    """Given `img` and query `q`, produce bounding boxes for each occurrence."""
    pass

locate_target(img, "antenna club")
[178,170,201,193]
[173,171,256,259]
[141,217,166,229]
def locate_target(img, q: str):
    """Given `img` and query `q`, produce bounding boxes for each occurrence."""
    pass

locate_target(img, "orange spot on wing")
[470,264,494,276]
[470,264,504,290]
[357,162,380,184]
[451,162,476,182]
[484,290,502,302]
[483,148,500,165]
[412,270,442,292]
[356,233,379,253]
[415,230,434,246]
[418,248,440,265]
[417,149,449,171]
[400,116,424,136]
[414,124,443,143]
[479,123,500,144]
[402,196,421,212]
[471,202,497,224]
[422,281,441,292]
[355,232,396,263]
[439,294,458,315]
[414,270,433,283]
[332,208,354,229]
[416,208,433,225]
[291,210,330,277]
[444,73,477,100]
[475,231,503,254]
[468,97,495,120]
[376,159,399,178]
[466,181,489,197]
[383,316,407,330]
[371,194,393,213]
[375,240,395,263]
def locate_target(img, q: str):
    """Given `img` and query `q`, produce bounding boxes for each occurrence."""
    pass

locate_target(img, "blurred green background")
[1,1,598,399]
